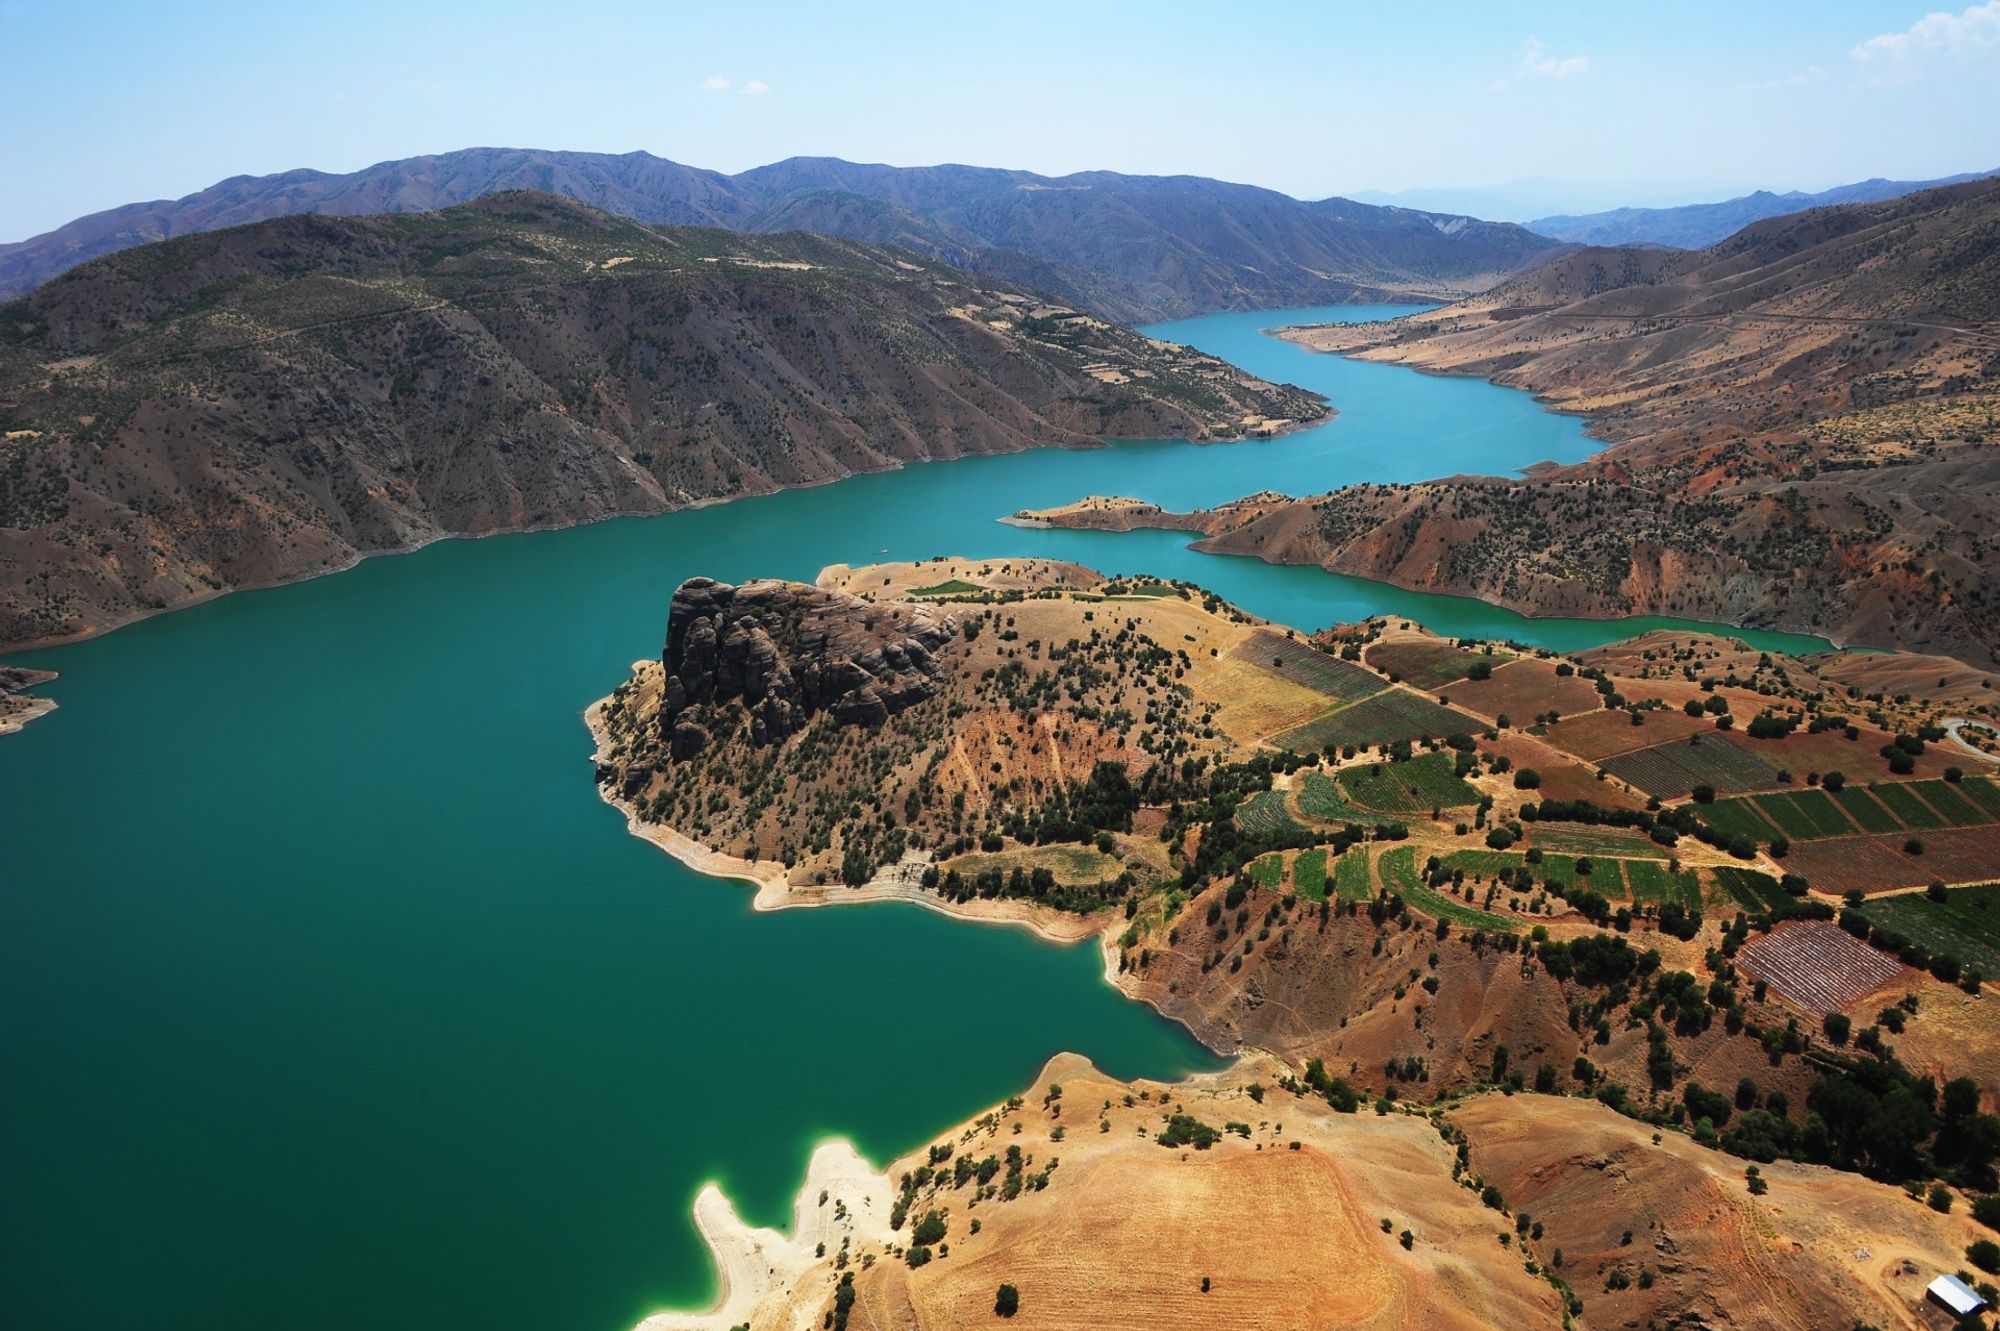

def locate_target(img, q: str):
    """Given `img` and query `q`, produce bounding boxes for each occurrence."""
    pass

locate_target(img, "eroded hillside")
[0,193,1322,648]
[1024,179,2000,666]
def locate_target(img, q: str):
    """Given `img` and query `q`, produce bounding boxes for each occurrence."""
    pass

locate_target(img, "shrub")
[1969,1239,2000,1274]
[995,1283,1020,1317]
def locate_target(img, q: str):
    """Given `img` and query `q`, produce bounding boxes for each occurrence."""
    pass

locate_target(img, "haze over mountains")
[1528,168,2000,249]
[0,148,1564,322]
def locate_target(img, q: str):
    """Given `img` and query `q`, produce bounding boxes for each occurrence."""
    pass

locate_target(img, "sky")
[3,0,1999,240]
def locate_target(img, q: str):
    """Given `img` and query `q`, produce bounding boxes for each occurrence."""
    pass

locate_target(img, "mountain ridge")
[0,147,1565,321]
[0,191,1322,649]
[1062,177,2000,666]
[1528,167,2000,249]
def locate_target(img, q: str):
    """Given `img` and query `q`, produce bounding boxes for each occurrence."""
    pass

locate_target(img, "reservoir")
[0,306,1826,1331]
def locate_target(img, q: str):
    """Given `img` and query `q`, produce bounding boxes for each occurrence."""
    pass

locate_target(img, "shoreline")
[585,696,1109,947]
[583,696,1256,1329]
[0,693,57,736]
[1,412,1324,660]
[583,691,1234,1049]
[999,500,1846,654]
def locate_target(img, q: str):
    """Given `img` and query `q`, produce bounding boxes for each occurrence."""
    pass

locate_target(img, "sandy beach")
[635,1139,895,1331]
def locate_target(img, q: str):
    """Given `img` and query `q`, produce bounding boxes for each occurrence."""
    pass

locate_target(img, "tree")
[994,1283,1020,1317]
[912,1210,947,1246]
[1823,1012,1851,1045]
[1969,1240,2000,1275]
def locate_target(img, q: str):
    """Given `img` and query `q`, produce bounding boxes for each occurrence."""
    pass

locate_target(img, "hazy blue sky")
[4,0,1998,239]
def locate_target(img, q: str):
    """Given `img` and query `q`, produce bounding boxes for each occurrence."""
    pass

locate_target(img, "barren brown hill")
[652,1054,1992,1331]
[1044,179,2000,666]
[0,193,1322,649]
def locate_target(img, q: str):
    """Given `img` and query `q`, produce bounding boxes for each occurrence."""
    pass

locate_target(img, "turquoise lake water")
[0,306,1829,1331]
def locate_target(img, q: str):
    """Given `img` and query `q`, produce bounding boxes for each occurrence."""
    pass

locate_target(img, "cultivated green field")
[1872,782,1946,830]
[1296,772,1389,825]
[1292,849,1329,902]
[1908,779,1989,827]
[1379,846,1516,929]
[1855,883,2000,978]
[1338,752,1477,814]
[1830,786,1902,834]
[1334,847,1375,902]
[1529,822,1671,859]
[1697,797,1782,844]
[1235,788,1307,838]
[1753,789,1857,840]
[1247,853,1285,889]
[1711,865,1790,913]
[1276,691,1478,751]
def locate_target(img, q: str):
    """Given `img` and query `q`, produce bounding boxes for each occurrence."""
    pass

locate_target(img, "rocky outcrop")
[659,577,954,758]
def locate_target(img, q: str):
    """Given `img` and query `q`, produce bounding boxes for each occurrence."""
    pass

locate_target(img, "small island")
[0,664,57,736]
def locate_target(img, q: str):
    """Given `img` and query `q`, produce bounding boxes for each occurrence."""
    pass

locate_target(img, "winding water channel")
[0,305,1827,1331]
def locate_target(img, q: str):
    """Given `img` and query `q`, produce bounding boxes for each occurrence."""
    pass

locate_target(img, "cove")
[1,305,1825,1331]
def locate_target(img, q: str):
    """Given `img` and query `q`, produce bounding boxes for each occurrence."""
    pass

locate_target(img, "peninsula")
[594,559,2000,1330]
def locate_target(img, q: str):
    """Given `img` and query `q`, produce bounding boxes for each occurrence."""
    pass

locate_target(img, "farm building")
[1927,1272,1986,1316]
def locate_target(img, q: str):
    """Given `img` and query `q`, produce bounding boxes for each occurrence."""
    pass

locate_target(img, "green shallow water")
[0,306,1827,1331]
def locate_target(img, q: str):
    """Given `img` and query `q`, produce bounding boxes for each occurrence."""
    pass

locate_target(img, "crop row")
[1599,734,1780,799]
[1237,630,1386,703]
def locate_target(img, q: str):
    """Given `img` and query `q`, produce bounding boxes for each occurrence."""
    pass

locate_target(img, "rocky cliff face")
[658,577,954,758]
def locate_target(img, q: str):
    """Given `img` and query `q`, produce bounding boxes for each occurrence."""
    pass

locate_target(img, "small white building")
[1927,1272,1987,1317]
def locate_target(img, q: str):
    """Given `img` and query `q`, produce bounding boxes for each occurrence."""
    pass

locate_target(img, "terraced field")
[1598,734,1781,799]
[1527,822,1670,859]
[1378,846,1515,929]
[1235,788,1307,839]
[1275,691,1479,751]
[1337,752,1477,814]
[1855,883,2000,978]
[1294,772,1390,826]
[1291,849,1329,902]
[1247,853,1285,889]
[1365,640,1506,689]
[1234,631,1385,702]
[1334,847,1374,902]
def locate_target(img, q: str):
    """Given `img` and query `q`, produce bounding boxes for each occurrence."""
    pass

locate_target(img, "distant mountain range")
[1526,169,2000,248]
[0,148,1564,322]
